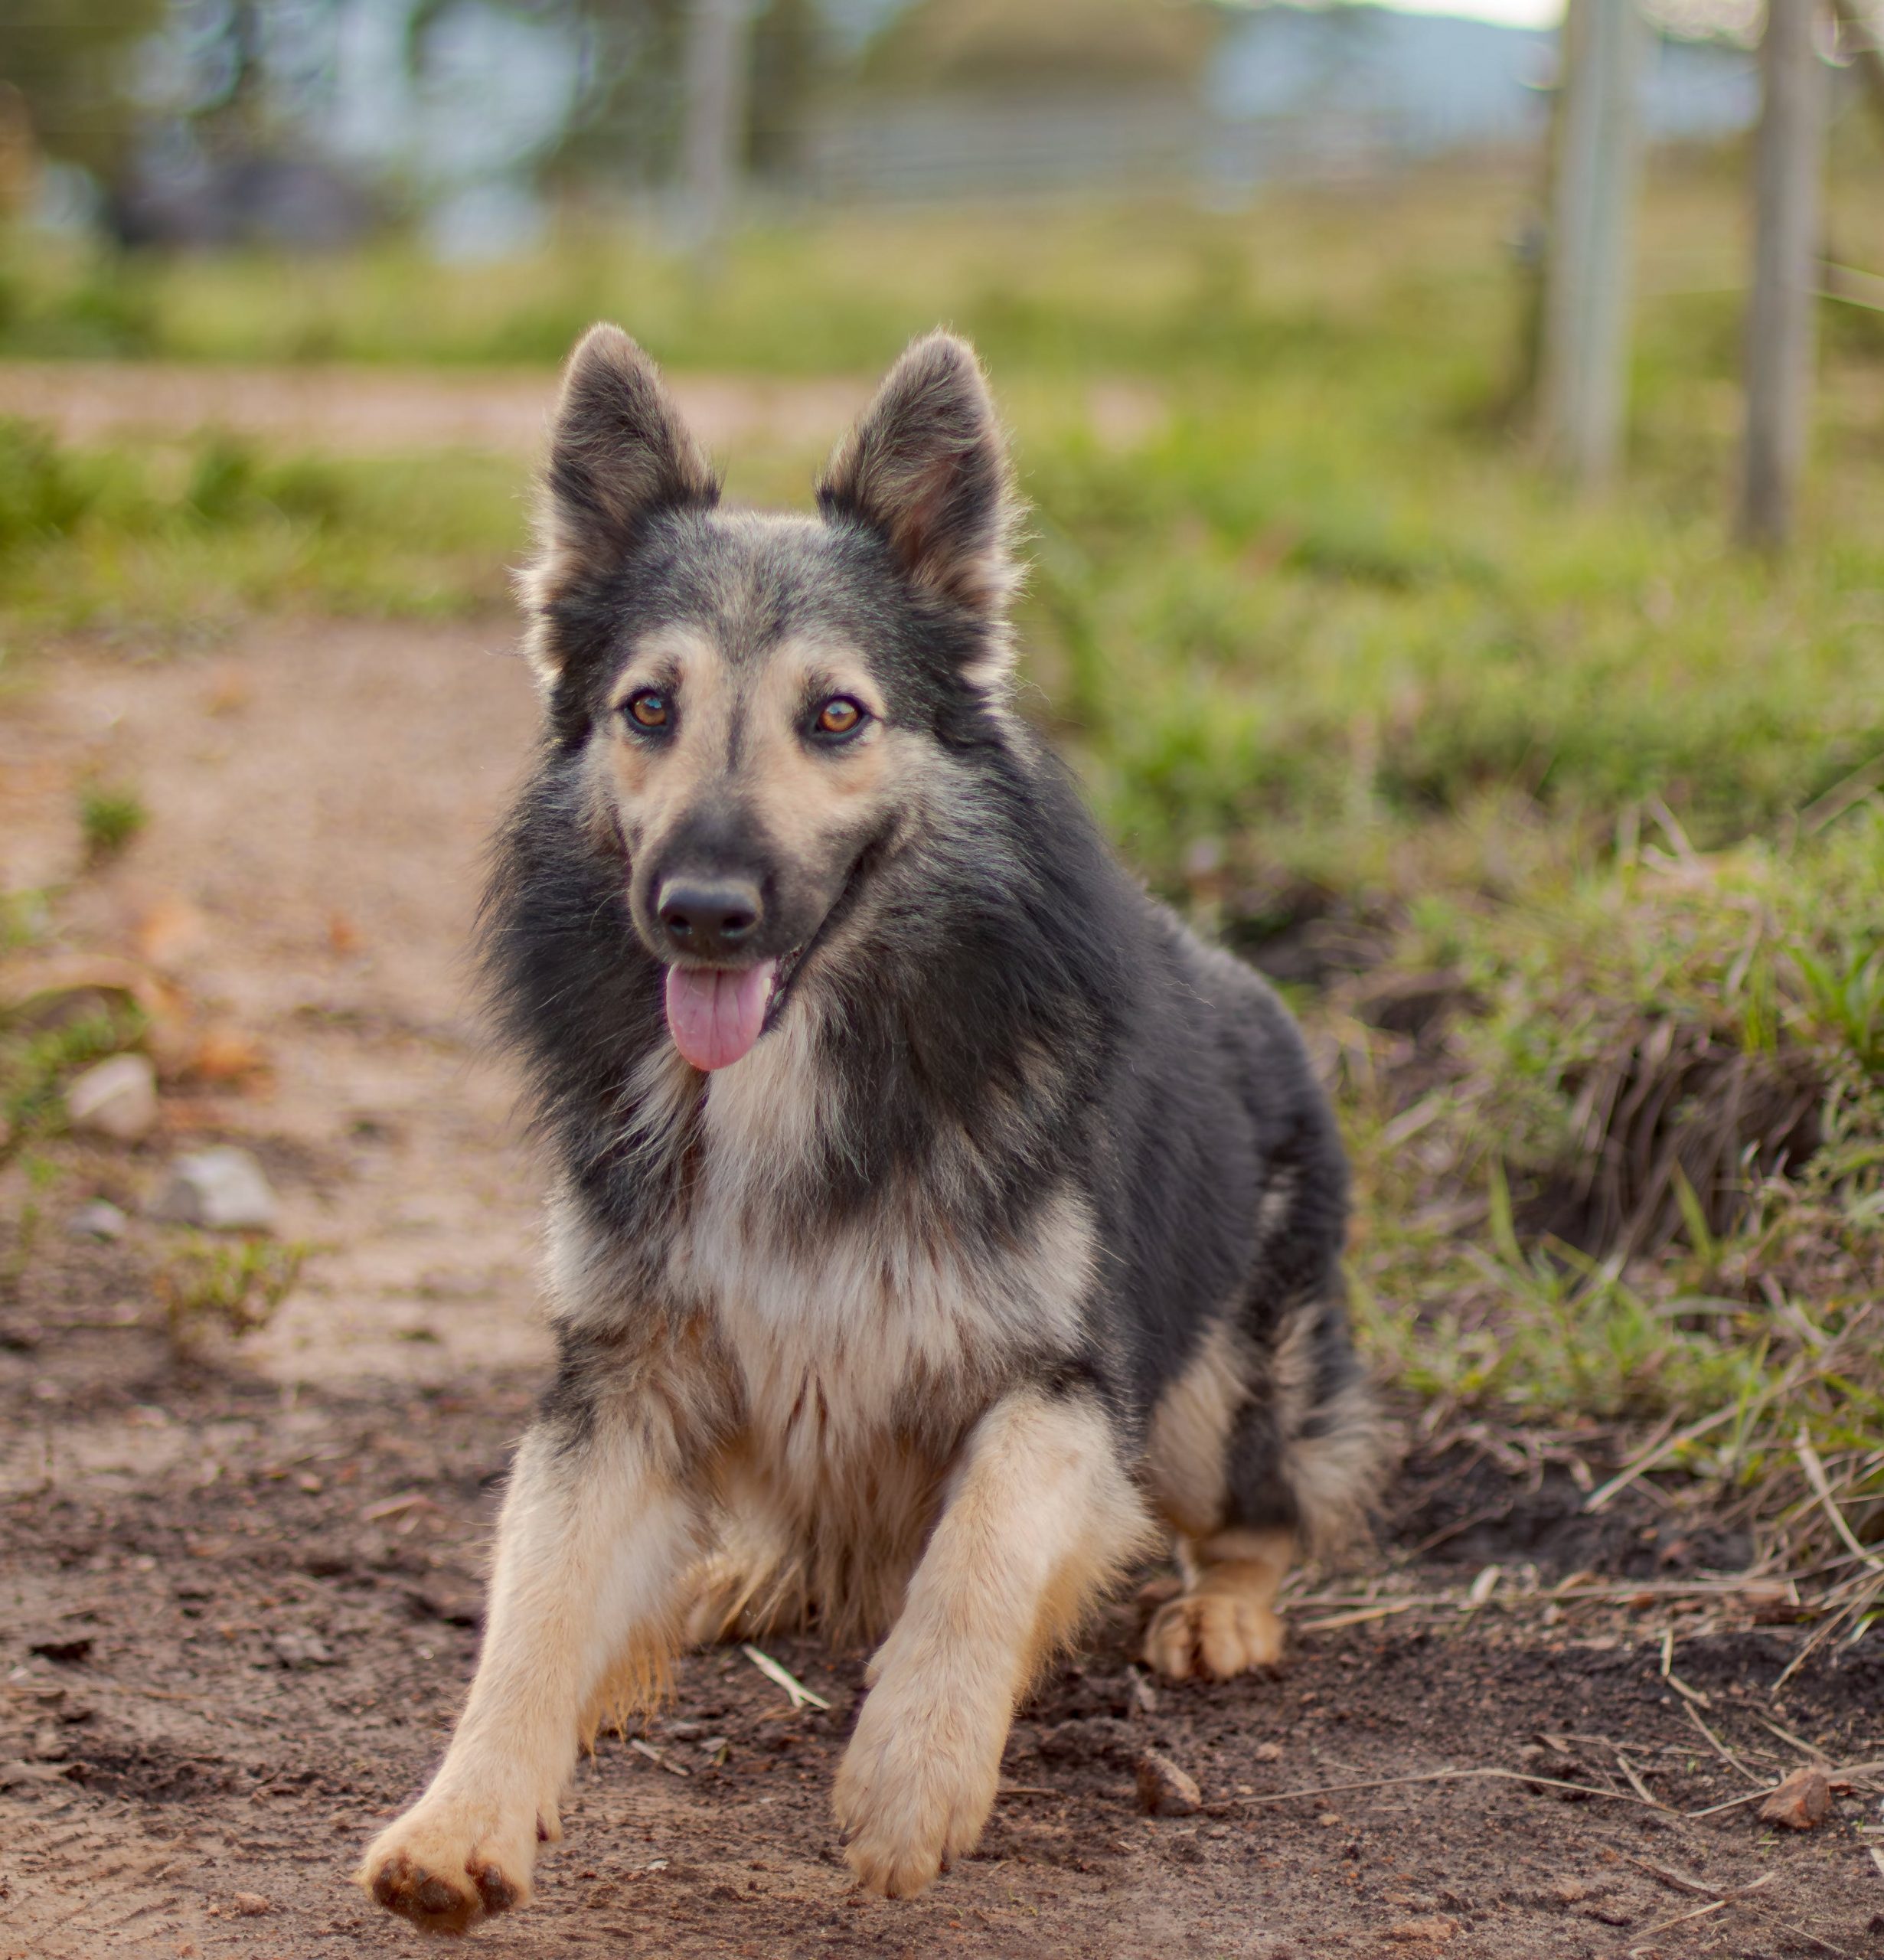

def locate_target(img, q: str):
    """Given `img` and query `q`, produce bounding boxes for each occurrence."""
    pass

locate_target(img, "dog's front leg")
[833,1387,1151,1898]
[358,1413,700,1932]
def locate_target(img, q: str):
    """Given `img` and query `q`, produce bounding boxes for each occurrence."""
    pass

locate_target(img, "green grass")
[157,1236,307,1350]
[77,779,146,860]
[0,419,527,631]
[1,1001,148,1152]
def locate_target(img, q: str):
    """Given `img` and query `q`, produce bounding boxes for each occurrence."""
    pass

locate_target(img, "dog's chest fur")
[682,1017,1089,1467]
[548,1018,1097,1636]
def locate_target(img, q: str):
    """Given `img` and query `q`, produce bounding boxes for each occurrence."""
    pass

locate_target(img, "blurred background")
[0,0,1780,253]
[2,0,1882,1674]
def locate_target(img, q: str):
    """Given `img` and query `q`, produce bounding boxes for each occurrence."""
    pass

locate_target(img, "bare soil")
[3,621,1881,1960]
[0,362,870,458]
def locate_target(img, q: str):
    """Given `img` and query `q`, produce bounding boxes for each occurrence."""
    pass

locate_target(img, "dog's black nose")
[656,877,762,959]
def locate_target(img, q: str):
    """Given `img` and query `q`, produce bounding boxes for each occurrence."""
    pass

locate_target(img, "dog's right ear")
[521,325,718,687]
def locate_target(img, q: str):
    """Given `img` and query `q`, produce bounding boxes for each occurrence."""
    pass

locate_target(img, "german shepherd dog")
[359,327,1383,1931]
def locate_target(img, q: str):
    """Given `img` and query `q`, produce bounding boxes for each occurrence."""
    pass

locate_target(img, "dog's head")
[521,325,1021,1072]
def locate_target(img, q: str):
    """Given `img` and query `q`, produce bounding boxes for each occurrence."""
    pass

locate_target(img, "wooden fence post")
[1538,0,1646,489]
[1739,0,1830,549]
[678,0,754,262]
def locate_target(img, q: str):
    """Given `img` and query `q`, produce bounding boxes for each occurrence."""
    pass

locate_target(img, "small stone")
[65,1054,158,1142]
[230,1892,270,1916]
[1135,1749,1202,1817]
[273,1631,332,1669]
[1758,1765,1832,1830]
[152,1146,277,1232]
[66,1200,128,1242]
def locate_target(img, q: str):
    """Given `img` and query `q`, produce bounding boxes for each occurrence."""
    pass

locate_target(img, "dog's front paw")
[832,1679,1001,1899]
[1144,1590,1284,1681]
[356,1789,541,1934]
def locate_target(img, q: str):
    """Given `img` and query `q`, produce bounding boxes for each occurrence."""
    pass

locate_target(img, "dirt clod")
[26,1634,93,1664]
[1135,1750,1201,1817]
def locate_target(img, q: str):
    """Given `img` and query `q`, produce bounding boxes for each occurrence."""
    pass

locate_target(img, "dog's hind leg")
[357,1412,703,1933]
[1143,1295,1382,1681]
[833,1387,1154,1899]
[1144,1523,1295,1680]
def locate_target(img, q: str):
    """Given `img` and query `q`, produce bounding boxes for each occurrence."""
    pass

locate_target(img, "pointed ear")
[816,331,1020,635]
[521,324,718,684]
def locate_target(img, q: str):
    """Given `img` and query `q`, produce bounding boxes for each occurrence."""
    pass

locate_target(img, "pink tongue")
[663,961,777,1071]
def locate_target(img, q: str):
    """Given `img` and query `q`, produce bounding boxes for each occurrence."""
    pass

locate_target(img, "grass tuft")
[156,1236,306,1350]
[77,781,147,861]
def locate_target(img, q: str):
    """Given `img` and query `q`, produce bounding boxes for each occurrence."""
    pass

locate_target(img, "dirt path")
[2,622,1879,1960]
[0,363,871,457]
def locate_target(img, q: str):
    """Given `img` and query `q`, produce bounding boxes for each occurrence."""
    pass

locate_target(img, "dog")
[358,325,1383,1931]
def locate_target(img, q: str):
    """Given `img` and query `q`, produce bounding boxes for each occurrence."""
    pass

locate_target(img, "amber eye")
[814,696,864,738]
[625,689,669,730]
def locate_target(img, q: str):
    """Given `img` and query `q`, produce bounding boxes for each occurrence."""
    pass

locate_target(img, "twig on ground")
[1686,1787,1781,1818]
[1585,1404,1745,1513]
[1752,1712,1832,1765]
[1613,1752,1666,1808]
[1680,1698,1765,1788]
[1298,1600,1425,1632]
[1775,1570,1884,1690]
[360,1492,442,1523]
[1628,1873,1822,1955]
[1622,1854,1750,1898]
[1220,1765,1661,1810]
[1632,1896,1729,1940]
[740,1643,831,1710]
[1409,1501,1514,1555]
[1795,1429,1884,1573]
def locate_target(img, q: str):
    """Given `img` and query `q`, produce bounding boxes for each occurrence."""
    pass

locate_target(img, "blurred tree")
[862,0,1220,93]
[405,0,820,190]
[748,0,821,172]
[553,0,692,184]
[0,0,168,180]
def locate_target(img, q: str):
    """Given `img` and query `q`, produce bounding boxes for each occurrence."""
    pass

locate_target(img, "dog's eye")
[813,697,864,739]
[625,690,670,731]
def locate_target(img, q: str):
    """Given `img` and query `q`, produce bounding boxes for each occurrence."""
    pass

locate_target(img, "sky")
[1355,0,1566,28]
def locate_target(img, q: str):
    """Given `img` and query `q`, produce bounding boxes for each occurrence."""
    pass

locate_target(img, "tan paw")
[355,1791,540,1934]
[1144,1590,1285,1681]
[832,1677,1002,1898]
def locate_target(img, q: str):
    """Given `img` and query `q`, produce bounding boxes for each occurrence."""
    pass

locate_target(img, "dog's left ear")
[817,332,1020,657]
